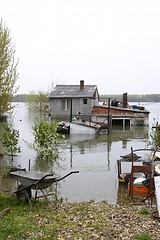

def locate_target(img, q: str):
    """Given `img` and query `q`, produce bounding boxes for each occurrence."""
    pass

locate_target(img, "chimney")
[80,80,84,90]
[123,93,128,108]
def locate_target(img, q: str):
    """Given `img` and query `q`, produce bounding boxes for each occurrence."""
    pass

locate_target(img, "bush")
[28,119,64,161]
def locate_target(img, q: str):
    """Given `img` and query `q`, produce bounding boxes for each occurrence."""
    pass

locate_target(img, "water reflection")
[56,126,150,203]
[33,155,55,173]
[0,102,158,204]
[117,182,129,204]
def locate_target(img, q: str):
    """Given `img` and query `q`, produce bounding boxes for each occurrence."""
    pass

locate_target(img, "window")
[83,99,87,105]
[61,99,69,110]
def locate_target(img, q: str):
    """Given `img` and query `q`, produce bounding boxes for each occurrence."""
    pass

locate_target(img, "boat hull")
[70,122,99,134]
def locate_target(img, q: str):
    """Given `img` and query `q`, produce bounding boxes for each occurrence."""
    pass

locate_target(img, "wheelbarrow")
[10,170,79,205]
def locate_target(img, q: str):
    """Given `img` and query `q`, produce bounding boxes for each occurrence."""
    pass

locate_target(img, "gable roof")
[49,84,99,99]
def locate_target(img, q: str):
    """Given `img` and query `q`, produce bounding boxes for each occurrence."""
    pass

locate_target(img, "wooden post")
[130,147,134,200]
[108,98,111,135]
[28,159,31,171]
[117,161,122,178]
[70,98,72,122]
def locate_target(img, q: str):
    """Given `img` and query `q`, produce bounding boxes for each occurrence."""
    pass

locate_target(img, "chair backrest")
[132,165,152,174]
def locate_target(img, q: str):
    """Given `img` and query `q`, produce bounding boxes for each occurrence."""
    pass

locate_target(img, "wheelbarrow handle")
[34,173,54,185]
[56,171,79,182]
[43,173,54,177]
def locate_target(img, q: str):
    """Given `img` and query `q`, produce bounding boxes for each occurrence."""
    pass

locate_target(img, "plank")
[154,176,160,217]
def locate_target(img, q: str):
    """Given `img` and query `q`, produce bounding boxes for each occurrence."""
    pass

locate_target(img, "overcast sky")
[1,0,160,95]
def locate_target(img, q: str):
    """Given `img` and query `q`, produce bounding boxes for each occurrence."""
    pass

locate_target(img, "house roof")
[49,84,99,99]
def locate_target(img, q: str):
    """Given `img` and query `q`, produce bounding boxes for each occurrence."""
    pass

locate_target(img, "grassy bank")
[0,193,160,240]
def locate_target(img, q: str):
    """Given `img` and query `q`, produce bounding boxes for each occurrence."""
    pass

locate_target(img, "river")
[0,102,160,204]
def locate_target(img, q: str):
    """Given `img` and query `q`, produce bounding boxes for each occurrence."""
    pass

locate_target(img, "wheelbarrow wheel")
[16,184,32,203]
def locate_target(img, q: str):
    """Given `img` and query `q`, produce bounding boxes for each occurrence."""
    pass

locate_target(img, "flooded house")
[49,81,150,129]
[49,80,99,120]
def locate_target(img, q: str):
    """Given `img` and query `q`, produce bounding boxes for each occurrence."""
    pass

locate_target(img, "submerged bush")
[149,118,160,148]
[1,124,21,161]
[28,119,64,161]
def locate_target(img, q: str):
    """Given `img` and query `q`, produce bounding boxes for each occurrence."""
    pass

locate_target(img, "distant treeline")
[12,94,29,102]
[12,93,160,102]
[100,94,160,102]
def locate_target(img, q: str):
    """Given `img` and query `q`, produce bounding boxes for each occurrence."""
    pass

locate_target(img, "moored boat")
[70,120,101,134]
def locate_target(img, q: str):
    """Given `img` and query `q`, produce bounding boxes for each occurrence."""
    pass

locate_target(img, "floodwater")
[0,102,160,204]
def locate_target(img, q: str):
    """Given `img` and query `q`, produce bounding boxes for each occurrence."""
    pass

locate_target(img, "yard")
[0,193,160,240]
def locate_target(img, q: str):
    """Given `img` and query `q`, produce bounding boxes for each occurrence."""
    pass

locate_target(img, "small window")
[83,99,87,104]
[61,99,69,110]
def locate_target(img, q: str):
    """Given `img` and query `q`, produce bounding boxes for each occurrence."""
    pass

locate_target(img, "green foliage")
[133,232,153,240]
[138,208,150,215]
[149,119,160,148]
[0,19,19,116]
[1,124,21,160]
[29,119,64,161]
[0,157,12,177]
[0,193,57,240]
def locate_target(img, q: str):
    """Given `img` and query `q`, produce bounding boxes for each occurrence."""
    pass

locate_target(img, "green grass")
[138,208,150,215]
[0,193,57,239]
[0,193,159,240]
[133,232,153,240]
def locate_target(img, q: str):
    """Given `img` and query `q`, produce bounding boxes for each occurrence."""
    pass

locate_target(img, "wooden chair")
[129,147,153,202]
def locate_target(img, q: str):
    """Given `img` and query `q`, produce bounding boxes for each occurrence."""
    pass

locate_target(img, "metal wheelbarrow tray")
[10,170,79,203]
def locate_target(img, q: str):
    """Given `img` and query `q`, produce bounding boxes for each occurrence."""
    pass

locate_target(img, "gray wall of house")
[50,97,99,120]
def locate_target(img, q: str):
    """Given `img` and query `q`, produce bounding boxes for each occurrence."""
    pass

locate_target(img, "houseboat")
[49,81,149,131]
[91,93,149,128]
